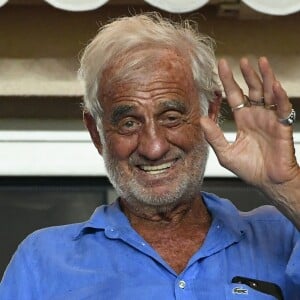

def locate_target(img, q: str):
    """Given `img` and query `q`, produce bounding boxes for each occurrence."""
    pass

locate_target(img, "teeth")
[140,162,173,174]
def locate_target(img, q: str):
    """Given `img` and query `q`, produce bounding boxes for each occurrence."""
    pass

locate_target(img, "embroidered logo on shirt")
[232,286,248,295]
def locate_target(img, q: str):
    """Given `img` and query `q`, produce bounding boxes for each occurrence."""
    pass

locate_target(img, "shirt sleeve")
[0,238,39,300]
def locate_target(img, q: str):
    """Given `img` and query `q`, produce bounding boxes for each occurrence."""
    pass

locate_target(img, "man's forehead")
[98,47,198,112]
[100,47,192,87]
[98,52,195,99]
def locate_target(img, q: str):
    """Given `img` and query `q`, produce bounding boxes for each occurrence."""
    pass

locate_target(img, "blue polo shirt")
[0,192,299,299]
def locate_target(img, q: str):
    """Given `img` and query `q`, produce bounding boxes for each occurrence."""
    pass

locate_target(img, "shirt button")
[178,280,186,289]
[105,227,119,238]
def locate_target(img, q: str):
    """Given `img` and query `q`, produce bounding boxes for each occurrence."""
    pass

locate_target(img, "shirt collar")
[75,192,247,242]
[193,191,246,259]
[74,200,131,239]
[202,191,247,237]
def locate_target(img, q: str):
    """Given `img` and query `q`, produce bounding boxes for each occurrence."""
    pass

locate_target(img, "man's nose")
[137,123,170,161]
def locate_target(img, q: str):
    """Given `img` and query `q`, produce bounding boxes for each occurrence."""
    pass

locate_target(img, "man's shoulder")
[202,191,295,233]
[19,202,122,252]
[203,191,285,218]
[240,204,284,221]
[21,221,85,250]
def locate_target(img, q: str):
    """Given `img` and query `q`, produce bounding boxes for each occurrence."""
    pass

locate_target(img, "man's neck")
[119,196,212,274]
[119,195,211,229]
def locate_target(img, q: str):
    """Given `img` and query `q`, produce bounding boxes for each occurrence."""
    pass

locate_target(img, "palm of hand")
[224,107,298,187]
[201,57,299,189]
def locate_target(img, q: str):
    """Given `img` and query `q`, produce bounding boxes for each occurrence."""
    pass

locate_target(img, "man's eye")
[160,112,184,127]
[124,120,135,128]
[117,118,141,134]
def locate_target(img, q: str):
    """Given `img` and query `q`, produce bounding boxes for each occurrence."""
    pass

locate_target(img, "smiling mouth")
[138,161,176,175]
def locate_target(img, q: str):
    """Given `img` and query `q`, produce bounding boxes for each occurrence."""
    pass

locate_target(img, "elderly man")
[1,13,299,299]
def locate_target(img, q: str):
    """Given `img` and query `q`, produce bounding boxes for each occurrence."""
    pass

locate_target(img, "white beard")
[102,140,209,210]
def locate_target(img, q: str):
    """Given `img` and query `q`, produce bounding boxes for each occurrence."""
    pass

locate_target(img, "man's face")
[98,48,209,209]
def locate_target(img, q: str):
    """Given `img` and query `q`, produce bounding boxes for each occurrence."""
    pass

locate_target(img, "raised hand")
[200,57,300,228]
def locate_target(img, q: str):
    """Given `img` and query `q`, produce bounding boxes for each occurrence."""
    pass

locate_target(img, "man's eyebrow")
[110,105,135,124]
[159,100,187,113]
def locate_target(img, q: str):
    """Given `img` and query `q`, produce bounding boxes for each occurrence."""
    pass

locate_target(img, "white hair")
[78,13,221,125]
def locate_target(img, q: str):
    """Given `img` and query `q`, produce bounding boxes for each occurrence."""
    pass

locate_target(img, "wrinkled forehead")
[99,47,196,97]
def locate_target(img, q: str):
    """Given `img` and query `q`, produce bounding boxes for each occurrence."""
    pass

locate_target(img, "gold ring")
[231,95,251,112]
[249,97,265,106]
[264,104,277,110]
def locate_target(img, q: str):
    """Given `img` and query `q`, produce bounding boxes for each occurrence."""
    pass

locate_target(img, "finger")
[240,58,263,102]
[218,59,244,109]
[273,80,293,119]
[259,57,293,119]
[258,57,276,105]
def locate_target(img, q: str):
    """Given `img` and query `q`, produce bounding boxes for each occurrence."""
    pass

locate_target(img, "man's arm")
[200,57,300,229]
[0,241,38,299]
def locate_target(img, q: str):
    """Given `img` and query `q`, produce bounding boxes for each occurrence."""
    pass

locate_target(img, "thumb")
[200,116,230,164]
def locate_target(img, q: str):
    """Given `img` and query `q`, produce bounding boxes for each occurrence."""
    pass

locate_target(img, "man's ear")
[208,91,222,122]
[83,111,103,155]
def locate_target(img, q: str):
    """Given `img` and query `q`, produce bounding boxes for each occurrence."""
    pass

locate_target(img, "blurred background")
[0,0,299,276]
